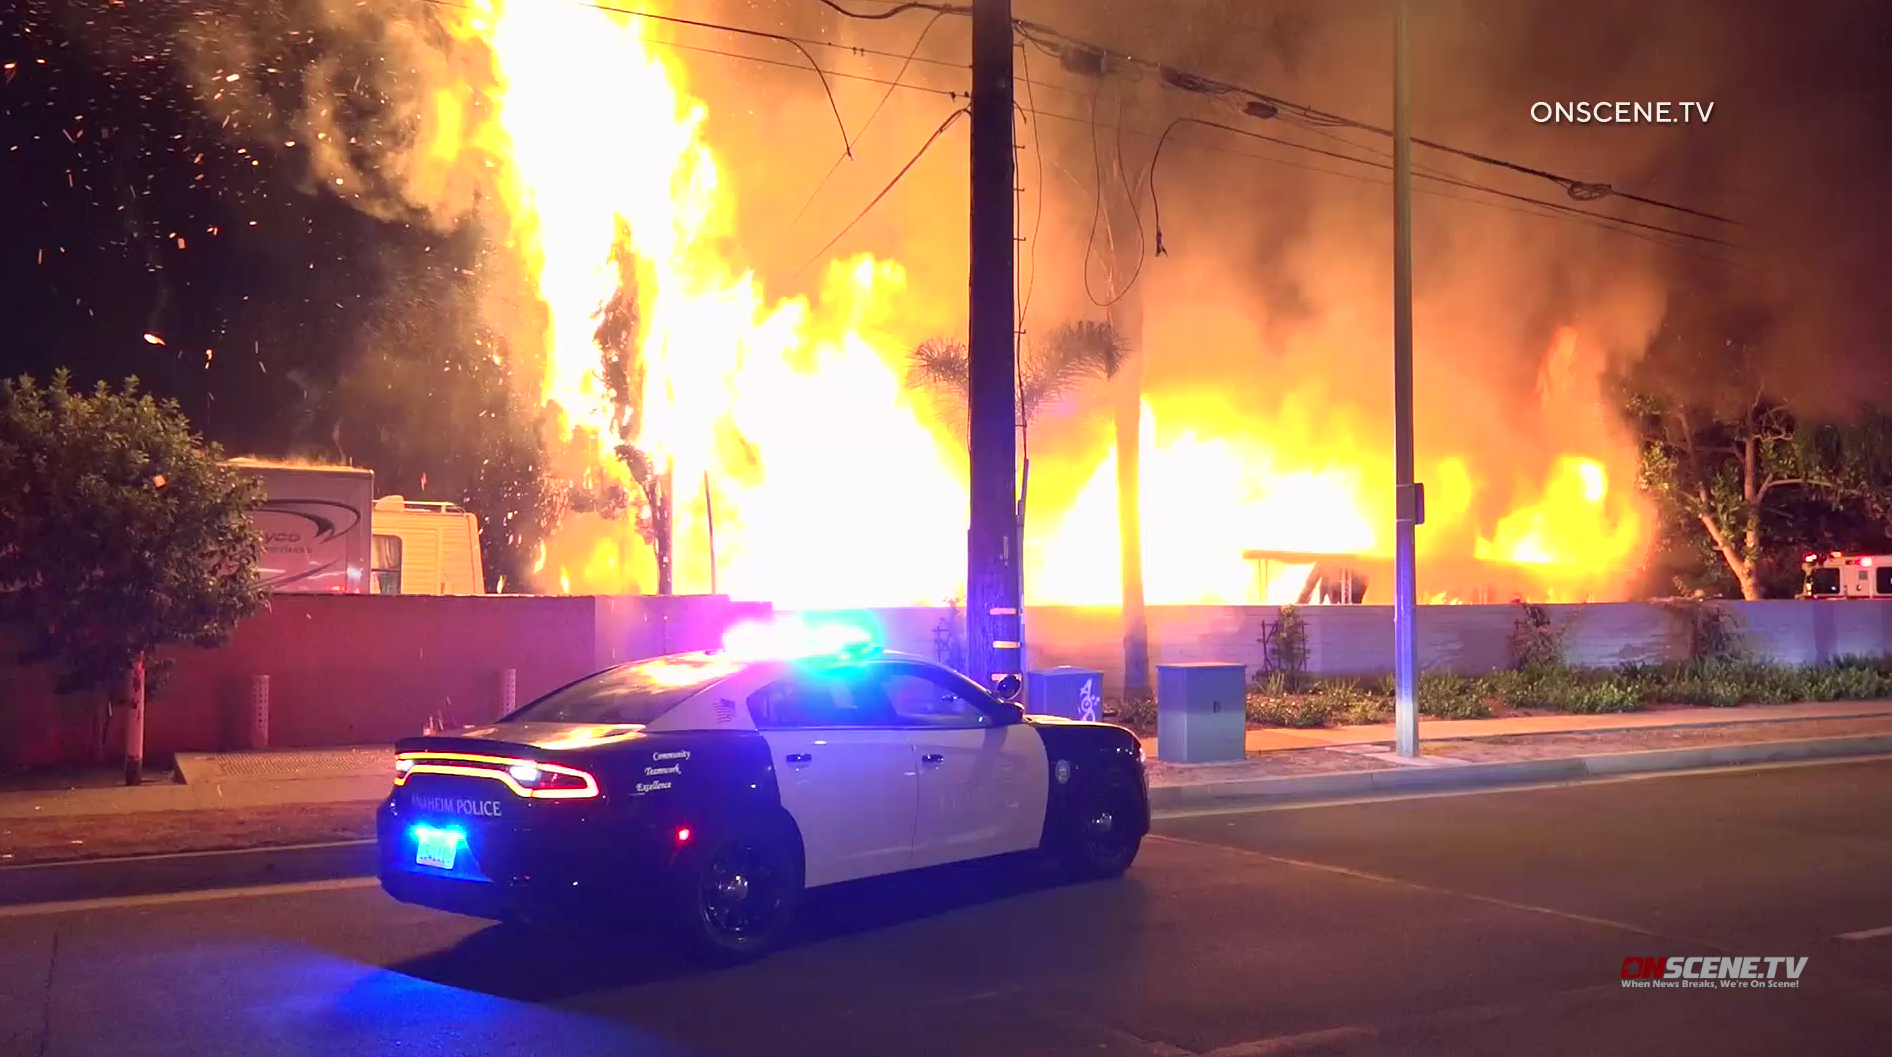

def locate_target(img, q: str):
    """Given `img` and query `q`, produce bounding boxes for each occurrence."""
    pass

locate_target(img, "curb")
[1306,707,1892,748]
[0,840,377,908]
[1146,733,1892,811]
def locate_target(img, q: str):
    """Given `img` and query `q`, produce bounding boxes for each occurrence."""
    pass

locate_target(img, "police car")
[376,619,1149,962]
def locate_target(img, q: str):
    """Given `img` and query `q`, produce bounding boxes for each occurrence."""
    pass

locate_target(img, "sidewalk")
[3,702,1891,870]
[0,747,392,820]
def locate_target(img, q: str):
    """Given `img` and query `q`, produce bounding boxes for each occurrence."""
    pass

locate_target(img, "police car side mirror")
[993,674,1023,703]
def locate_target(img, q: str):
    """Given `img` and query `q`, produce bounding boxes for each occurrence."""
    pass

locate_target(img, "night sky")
[3,0,550,583]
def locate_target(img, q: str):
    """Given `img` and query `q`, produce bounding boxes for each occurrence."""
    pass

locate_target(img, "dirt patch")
[1425,716,1892,762]
[0,801,379,866]
[1146,748,1398,786]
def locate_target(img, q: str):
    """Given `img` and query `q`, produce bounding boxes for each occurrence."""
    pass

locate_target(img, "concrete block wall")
[1,593,765,769]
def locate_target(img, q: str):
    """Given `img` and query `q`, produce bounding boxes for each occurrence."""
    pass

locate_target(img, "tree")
[1829,411,1892,542]
[594,221,672,594]
[0,372,267,783]
[905,325,1120,436]
[1633,391,1846,600]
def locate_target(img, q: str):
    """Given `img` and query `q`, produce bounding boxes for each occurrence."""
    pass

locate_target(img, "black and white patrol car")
[376,627,1149,962]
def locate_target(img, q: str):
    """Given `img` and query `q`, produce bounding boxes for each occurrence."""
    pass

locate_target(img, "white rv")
[230,459,374,594]
[229,461,486,595]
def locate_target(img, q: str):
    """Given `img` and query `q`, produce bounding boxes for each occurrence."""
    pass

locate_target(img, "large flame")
[459,1,1646,605]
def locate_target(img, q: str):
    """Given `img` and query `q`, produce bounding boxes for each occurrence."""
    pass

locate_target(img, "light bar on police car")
[719,617,879,661]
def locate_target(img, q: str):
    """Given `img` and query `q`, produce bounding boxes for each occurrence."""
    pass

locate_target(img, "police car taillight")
[506,762,596,795]
[394,752,601,799]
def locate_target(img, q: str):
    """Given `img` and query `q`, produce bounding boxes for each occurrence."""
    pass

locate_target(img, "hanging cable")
[786,107,971,282]
[781,9,953,238]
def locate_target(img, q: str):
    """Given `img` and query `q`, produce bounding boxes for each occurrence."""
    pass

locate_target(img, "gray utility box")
[1026,667,1105,722]
[1156,663,1247,763]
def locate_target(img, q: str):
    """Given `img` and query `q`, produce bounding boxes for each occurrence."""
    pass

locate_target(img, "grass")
[1110,656,1892,731]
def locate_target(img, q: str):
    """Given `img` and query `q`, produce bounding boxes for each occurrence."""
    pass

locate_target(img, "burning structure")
[174,0,1674,606]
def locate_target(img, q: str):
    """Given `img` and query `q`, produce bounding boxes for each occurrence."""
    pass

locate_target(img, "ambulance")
[1799,551,1892,599]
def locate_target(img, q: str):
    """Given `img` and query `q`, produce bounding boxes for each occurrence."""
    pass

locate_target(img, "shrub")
[1248,680,1388,728]
[1507,603,1567,671]
[1538,677,1647,714]
[1417,671,1497,719]
[1109,693,1157,731]
[1665,599,1747,665]
[1232,655,1892,730]
[1247,691,1340,729]
[1256,606,1310,692]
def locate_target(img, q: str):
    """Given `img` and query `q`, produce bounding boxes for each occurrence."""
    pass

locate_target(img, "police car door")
[866,661,1050,871]
[748,669,918,887]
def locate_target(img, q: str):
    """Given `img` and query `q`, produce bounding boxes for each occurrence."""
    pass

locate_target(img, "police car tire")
[668,818,804,965]
[1052,765,1144,881]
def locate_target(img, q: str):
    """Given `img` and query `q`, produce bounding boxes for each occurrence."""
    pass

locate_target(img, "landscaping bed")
[1110,657,1892,732]
[0,801,378,866]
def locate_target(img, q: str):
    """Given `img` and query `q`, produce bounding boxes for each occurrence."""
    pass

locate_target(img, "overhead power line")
[1126,114,1745,254]
[782,9,956,237]
[610,37,1746,263]
[785,106,972,281]
[809,0,970,18]
[407,0,1740,266]
[1011,20,1738,226]
[443,0,1727,224]
[463,0,1733,231]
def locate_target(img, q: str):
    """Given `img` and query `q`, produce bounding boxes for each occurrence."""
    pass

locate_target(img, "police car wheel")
[670,821,803,964]
[1053,766,1144,881]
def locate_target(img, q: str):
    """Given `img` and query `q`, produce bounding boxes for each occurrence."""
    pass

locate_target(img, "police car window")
[747,671,897,728]
[873,666,993,728]
[506,657,738,726]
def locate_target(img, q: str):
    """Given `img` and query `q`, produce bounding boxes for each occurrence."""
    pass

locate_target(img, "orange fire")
[453,2,1647,605]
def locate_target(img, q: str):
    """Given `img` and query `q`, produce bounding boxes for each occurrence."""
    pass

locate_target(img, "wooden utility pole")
[967,0,1021,691]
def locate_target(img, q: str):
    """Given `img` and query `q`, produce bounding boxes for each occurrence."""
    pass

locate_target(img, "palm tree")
[904,326,1117,438]
[904,320,1148,695]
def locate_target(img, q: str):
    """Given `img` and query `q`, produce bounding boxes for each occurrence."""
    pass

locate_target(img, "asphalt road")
[3,758,1890,1057]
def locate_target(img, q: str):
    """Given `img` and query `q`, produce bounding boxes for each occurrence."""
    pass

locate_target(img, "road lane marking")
[0,877,379,919]
[1151,753,1892,820]
[1837,924,1892,941]
[1147,833,1706,946]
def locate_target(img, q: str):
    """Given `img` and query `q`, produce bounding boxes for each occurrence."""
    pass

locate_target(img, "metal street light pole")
[1392,0,1421,757]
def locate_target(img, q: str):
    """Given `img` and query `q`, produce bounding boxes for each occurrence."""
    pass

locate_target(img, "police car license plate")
[415,829,459,870]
